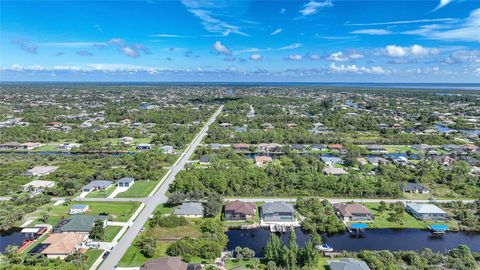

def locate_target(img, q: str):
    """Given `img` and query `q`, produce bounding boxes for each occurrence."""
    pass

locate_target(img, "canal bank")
[226,228,480,256]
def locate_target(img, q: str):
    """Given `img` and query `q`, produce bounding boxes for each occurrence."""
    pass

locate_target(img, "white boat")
[316,244,333,252]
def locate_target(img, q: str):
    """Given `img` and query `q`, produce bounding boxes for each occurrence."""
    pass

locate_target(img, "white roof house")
[323,166,348,176]
[23,180,55,192]
[406,203,446,214]
[26,166,59,177]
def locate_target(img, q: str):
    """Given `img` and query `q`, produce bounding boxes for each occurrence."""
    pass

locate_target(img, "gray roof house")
[118,177,135,188]
[173,202,204,218]
[402,183,429,194]
[57,215,107,233]
[406,203,448,221]
[82,180,113,192]
[329,258,370,270]
[261,202,296,222]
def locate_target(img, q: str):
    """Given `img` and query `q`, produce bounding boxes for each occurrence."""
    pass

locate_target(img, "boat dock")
[348,223,368,237]
[269,223,295,233]
[429,224,448,236]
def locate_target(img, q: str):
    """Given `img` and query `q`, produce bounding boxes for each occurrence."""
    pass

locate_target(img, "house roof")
[23,180,55,188]
[402,183,428,192]
[329,259,370,270]
[406,203,446,214]
[323,167,348,175]
[199,156,211,163]
[27,166,59,175]
[173,202,204,216]
[83,180,112,190]
[58,215,107,232]
[225,201,256,215]
[118,177,134,183]
[255,156,273,163]
[310,144,326,149]
[334,203,372,217]
[262,202,295,214]
[141,256,188,270]
[41,233,87,255]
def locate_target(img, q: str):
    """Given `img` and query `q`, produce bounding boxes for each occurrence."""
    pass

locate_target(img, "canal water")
[226,228,480,256]
[435,124,480,136]
[0,228,26,253]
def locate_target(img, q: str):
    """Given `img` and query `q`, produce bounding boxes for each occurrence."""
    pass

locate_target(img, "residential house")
[261,202,296,223]
[120,137,134,145]
[327,144,343,151]
[255,156,273,167]
[333,203,374,222]
[366,145,388,154]
[199,156,211,165]
[257,143,282,152]
[464,144,479,153]
[356,157,368,166]
[173,202,204,218]
[17,142,41,150]
[402,183,429,194]
[328,259,371,270]
[82,180,113,193]
[141,257,188,270]
[57,215,108,233]
[47,122,63,127]
[320,155,343,166]
[323,166,348,176]
[261,123,274,129]
[232,143,251,151]
[136,143,152,150]
[118,177,135,188]
[161,145,174,154]
[224,201,257,221]
[433,155,455,166]
[219,122,232,128]
[235,127,248,132]
[210,143,222,150]
[367,156,388,166]
[0,141,20,150]
[26,166,59,177]
[69,204,90,215]
[286,123,298,128]
[406,203,448,221]
[310,144,327,151]
[23,180,55,194]
[58,142,78,151]
[290,144,305,151]
[41,233,88,259]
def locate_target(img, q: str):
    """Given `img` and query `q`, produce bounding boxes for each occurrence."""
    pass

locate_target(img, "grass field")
[104,225,123,242]
[83,249,103,269]
[86,185,116,198]
[363,202,459,230]
[29,201,141,226]
[115,180,159,198]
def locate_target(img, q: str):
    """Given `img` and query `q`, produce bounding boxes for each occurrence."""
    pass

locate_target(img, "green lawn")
[115,180,159,198]
[104,225,123,242]
[29,201,141,226]
[86,185,116,198]
[363,203,459,230]
[83,249,103,269]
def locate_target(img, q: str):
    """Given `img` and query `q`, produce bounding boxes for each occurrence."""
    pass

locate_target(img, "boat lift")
[349,223,368,237]
[429,224,448,236]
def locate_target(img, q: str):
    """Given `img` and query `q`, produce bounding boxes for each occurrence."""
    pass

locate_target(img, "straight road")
[225,197,477,204]
[99,105,223,270]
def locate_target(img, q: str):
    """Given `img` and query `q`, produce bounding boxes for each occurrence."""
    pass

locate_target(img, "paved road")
[99,105,223,270]
[225,197,478,204]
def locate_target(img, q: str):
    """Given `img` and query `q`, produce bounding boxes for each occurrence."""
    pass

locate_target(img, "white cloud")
[121,47,139,58]
[212,41,231,55]
[346,18,456,26]
[328,51,349,61]
[404,8,480,42]
[150,34,189,38]
[39,42,106,47]
[249,53,263,61]
[443,50,479,64]
[386,44,439,58]
[329,62,388,75]
[433,0,453,11]
[309,53,321,60]
[351,29,392,35]
[349,52,364,59]
[280,43,302,50]
[287,54,303,61]
[107,38,125,46]
[300,0,333,16]
[271,28,283,35]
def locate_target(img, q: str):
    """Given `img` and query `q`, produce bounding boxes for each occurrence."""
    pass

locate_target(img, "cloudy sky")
[1,0,479,82]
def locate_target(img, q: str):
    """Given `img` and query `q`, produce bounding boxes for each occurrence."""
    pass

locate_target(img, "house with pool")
[406,203,448,221]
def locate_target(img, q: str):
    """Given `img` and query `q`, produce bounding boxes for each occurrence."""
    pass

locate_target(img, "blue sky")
[1,0,479,82]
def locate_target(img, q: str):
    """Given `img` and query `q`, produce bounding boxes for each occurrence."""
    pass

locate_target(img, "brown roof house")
[334,203,374,222]
[141,256,188,270]
[255,156,273,167]
[41,232,88,259]
[225,201,257,221]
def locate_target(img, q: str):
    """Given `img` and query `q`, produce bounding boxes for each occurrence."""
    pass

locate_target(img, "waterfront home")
[0,141,20,150]
[58,142,78,150]
[320,155,343,166]
[82,180,113,193]
[255,155,273,167]
[57,215,108,233]
[290,144,305,151]
[23,180,55,194]
[136,143,152,150]
[406,203,448,221]
[327,144,343,151]
[26,166,59,177]
[141,256,188,270]
[232,143,251,151]
[69,204,89,215]
[323,166,348,176]
[257,143,282,152]
[261,202,296,223]
[310,144,327,151]
[366,145,388,154]
[120,136,134,145]
[118,177,135,188]
[333,203,374,222]
[162,145,174,154]
[328,258,370,270]
[173,202,204,218]
[41,233,88,259]
[17,142,41,150]
[224,201,257,221]
[402,183,429,194]
[367,156,388,166]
